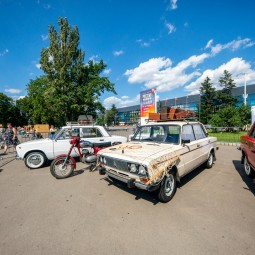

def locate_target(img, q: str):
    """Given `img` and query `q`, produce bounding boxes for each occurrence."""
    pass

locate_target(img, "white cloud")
[205,39,213,49]
[103,95,140,109]
[103,68,111,75]
[5,88,21,94]
[205,38,255,55]
[89,55,99,62]
[41,34,48,41]
[113,50,124,56]
[18,96,26,100]
[121,96,129,99]
[0,49,9,57]
[185,57,255,95]
[35,63,41,69]
[124,53,209,93]
[168,0,177,10]
[166,23,176,34]
[136,38,156,47]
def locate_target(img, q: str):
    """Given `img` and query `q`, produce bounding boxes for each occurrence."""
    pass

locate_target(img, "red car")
[240,122,255,177]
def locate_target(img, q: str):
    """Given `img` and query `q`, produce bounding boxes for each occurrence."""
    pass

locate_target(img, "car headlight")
[100,156,104,163]
[130,163,138,173]
[138,165,146,176]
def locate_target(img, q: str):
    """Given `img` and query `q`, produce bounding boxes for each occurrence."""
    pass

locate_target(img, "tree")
[236,105,251,125]
[209,106,242,128]
[105,104,118,126]
[26,17,116,126]
[217,70,238,107]
[199,76,216,124]
[0,93,24,127]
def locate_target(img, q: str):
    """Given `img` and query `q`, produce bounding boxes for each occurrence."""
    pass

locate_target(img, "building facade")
[116,84,255,124]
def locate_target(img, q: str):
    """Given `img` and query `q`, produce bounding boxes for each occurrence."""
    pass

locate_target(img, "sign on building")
[140,88,157,118]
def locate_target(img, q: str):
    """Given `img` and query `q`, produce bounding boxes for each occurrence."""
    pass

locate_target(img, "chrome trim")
[106,170,149,190]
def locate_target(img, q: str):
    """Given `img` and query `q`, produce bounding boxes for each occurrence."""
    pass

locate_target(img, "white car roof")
[142,121,200,126]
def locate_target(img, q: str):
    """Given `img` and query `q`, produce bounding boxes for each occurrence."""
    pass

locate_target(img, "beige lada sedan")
[97,120,218,203]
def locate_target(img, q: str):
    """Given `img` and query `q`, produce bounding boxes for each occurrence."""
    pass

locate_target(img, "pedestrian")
[2,123,19,154]
[50,125,56,139]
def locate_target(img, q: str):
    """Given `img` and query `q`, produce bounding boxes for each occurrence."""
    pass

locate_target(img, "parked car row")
[15,120,255,203]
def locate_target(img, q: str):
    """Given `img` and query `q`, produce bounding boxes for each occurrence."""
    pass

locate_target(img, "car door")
[80,127,106,143]
[192,123,209,164]
[180,124,199,175]
[53,128,80,157]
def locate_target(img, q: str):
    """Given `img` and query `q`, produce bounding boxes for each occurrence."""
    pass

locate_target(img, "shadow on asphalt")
[100,165,208,205]
[232,160,255,196]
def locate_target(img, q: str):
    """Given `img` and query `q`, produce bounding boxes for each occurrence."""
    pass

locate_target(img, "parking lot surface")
[0,145,254,255]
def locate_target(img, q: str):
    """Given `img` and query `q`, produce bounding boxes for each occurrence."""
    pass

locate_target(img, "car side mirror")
[181,139,190,146]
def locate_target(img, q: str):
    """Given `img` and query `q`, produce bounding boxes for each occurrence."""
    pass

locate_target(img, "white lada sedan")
[16,125,127,169]
[97,120,218,203]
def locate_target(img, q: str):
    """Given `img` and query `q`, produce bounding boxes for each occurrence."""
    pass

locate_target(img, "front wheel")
[244,156,254,177]
[25,151,46,169]
[50,157,74,179]
[157,172,177,203]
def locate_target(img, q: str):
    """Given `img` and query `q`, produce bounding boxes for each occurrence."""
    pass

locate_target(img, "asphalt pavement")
[0,145,254,255]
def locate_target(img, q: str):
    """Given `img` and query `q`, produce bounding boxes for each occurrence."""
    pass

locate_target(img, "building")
[116,84,255,124]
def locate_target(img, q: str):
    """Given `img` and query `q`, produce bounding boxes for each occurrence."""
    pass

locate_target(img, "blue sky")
[1,0,255,109]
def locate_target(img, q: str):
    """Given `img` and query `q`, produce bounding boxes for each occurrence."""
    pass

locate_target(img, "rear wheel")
[25,151,46,169]
[157,172,177,203]
[50,157,74,179]
[244,156,254,177]
[206,152,214,169]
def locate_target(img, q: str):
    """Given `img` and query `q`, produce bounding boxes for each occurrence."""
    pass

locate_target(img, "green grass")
[208,131,247,143]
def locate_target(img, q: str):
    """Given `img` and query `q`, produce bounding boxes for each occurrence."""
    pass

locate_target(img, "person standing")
[3,123,19,154]
[50,125,56,139]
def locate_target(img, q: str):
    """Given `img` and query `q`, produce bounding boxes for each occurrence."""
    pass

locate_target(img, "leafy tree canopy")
[24,17,115,126]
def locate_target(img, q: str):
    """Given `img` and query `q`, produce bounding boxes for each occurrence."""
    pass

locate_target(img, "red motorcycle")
[50,135,111,179]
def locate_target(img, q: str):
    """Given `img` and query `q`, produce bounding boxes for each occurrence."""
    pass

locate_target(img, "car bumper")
[103,169,159,192]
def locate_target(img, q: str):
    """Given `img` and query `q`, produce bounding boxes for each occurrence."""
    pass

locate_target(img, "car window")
[57,129,72,140]
[181,125,195,142]
[81,128,103,138]
[165,125,180,144]
[193,124,207,140]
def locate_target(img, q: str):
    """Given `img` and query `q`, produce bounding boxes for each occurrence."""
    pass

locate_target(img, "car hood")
[98,141,181,165]
[17,138,52,147]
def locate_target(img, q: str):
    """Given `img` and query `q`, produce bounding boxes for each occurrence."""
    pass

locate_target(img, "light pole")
[243,74,248,105]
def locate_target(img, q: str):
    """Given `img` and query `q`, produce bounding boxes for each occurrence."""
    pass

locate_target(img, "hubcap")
[28,155,42,166]
[165,175,175,196]
[244,158,250,175]
[208,154,213,165]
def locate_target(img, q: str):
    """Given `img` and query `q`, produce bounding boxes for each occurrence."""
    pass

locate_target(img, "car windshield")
[132,125,180,144]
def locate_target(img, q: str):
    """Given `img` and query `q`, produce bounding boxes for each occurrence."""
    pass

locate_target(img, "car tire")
[244,156,254,177]
[25,151,46,169]
[157,172,177,203]
[205,152,213,169]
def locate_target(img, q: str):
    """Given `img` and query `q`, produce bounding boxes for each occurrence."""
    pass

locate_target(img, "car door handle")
[100,139,104,141]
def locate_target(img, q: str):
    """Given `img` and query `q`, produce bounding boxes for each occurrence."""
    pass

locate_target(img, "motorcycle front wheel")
[50,156,74,179]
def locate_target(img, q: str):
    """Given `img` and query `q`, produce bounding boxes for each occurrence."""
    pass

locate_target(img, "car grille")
[104,157,129,172]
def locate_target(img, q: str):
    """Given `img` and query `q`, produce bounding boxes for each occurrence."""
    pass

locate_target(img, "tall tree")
[32,17,116,125]
[0,93,23,127]
[217,70,238,107]
[199,76,216,124]
[105,104,118,126]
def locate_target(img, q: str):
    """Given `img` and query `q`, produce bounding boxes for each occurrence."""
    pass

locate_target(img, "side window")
[57,129,71,140]
[193,124,207,140]
[182,125,195,142]
[82,128,103,138]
